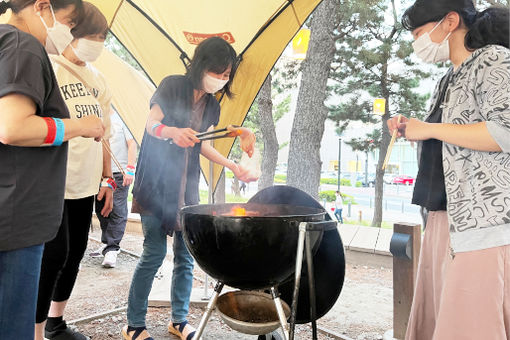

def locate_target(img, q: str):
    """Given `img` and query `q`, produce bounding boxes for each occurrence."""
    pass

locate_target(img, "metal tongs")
[195,125,242,141]
[169,125,242,144]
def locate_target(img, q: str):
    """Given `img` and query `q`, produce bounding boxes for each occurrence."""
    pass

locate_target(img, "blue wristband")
[151,123,162,133]
[52,118,65,146]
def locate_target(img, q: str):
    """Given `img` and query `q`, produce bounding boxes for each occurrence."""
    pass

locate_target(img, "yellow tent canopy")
[2,1,323,191]
[88,0,323,191]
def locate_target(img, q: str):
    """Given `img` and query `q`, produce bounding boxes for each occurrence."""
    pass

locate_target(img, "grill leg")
[193,281,224,340]
[305,231,318,340]
[289,222,307,340]
[271,287,289,340]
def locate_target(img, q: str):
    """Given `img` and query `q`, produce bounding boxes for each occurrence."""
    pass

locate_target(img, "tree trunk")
[258,74,279,191]
[214,169,226,203]
[287,0,339,199]
[372,63,391,228]
[231,177,240,197]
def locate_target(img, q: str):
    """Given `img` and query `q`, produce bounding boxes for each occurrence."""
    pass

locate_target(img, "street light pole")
[337,138,342,192]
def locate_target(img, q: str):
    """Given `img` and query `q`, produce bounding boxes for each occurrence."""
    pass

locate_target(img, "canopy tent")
[3,0,323,191]
[88,0,323,191]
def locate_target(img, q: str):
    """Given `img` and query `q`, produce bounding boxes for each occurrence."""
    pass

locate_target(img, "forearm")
[127,140,137,167]
[430,122,502,152]
[102,140,113,177]
[200,142,237,170]
[0,115,84,147]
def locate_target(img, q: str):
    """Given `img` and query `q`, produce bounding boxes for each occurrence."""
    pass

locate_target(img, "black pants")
[36,196,94,323]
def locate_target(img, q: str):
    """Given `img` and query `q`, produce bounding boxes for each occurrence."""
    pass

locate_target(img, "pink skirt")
[405,211,510,340]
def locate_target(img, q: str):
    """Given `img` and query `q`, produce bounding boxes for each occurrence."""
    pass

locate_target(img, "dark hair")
[0,0,83,17]
[186,37,238,98]
[402,0,509,50]
[71,2,108,39]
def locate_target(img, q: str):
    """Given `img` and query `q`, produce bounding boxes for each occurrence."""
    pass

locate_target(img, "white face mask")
[72,39,104,62]
[412,18,452,64]
[39,5,74,55]
[202,73,229,94]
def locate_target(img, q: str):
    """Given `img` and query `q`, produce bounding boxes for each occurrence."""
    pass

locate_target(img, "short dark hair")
[402,0,509,50]
[186,37,238,98]
[71,2,108,39]
[1,0,83,17]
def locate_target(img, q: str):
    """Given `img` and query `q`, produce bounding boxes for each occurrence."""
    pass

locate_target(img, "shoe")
[89,245,105,258]
[121,325,153,340]
[102,250,119,268]
[45,320,89,340]
[168,321,196,340]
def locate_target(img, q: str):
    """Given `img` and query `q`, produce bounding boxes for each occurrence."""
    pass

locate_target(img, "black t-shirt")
[132,75,220,235]
[0,25,69,251]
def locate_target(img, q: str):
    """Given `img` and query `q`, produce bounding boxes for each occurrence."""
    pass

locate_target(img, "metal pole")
[289,222,307,340]
[204,140,215,300]
[337,138,342,191]
[193,281,224,340]
[365,151,368,188]
[271,287,290,340]
[305,232,318,340]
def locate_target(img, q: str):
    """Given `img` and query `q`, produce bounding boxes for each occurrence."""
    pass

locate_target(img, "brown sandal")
[168,321,196,340]
[121,325,153,340]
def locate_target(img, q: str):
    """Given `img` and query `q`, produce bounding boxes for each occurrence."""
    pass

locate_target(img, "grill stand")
[192,220,337,340]
[289,221,337,340]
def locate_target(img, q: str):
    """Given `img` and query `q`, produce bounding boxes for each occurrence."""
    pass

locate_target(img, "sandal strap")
[127,326,153,340]
[172,321,196,340]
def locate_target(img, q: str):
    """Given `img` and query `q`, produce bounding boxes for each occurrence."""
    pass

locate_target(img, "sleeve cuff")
[0,83,44,112]
[486,121,510,153]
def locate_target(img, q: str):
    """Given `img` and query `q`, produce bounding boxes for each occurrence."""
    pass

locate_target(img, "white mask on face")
[39,5,74,55]
[72,39,104,62]
[202,73,229,94]
[412,18,452,64]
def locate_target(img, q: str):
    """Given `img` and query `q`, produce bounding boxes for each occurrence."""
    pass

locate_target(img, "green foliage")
[105,33,145,73]
[274,174,287,183]
[319,190,356,205]
[319,178,351,186]
[199,190,248,204]
[355,181,362,187]
[346,129,381,153]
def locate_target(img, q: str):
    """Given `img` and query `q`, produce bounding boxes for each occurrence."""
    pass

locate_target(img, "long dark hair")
[186,37,238,98]
[0,0,83,16]
[402,0,509,50]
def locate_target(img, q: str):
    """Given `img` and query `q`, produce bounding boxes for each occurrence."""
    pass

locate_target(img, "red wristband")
[43,117,57,145]
[155,124,165,138]
[106,177,117,191]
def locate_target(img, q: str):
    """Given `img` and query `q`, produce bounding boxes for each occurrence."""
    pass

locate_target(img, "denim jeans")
[334,208,343,223]
[0,243,44,338]
[95,173,129,253]
[127,215,194,327]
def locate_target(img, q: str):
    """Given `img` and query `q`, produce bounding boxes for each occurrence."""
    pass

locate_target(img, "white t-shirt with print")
[51,54,112,199]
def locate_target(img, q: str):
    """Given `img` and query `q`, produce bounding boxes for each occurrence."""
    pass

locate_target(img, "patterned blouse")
[437,45,510,253]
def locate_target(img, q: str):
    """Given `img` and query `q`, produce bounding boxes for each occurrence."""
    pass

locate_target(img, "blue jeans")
[334,208,343,223]
[127,215,194,327]
[0,243,44,338]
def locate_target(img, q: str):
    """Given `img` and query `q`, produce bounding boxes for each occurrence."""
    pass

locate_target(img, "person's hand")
[97,186,113,217]
[80,115,105,141]
[399,118,433,142]
[387,115,409,138]
[123,172,134,187]
[228,126,255,157]
[168,127,199,148]
[232,163,259,183]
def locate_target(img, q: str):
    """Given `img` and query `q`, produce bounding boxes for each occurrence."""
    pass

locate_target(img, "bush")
[319,191,356,205]
[355,181,362,187]
[274,174,286,183]
[319,178,351,186]
[319,190,336,202]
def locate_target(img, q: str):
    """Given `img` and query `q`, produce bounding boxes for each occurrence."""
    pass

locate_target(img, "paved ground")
[61,221,393,340]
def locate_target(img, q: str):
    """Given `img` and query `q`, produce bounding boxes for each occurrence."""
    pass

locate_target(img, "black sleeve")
[150,76,176,113]
[0,48,49,112]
